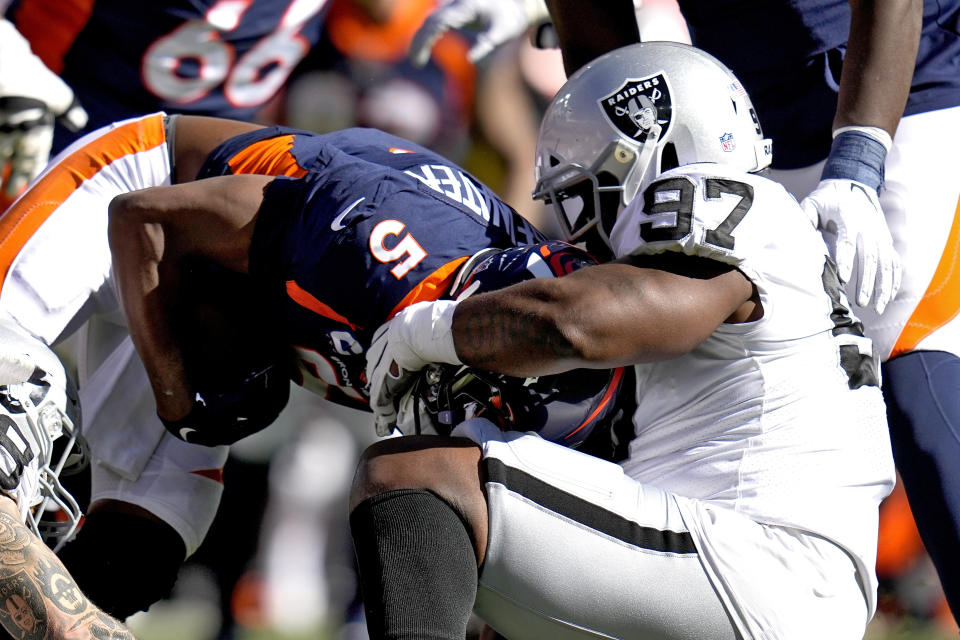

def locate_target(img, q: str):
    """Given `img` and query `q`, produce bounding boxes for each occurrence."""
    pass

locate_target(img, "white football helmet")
[534,41,772,248]
[0,322,85,551]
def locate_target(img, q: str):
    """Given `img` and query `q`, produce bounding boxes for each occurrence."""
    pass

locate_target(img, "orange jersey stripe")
[564,366,625,442]
[431,30,475,121]
[388,256,469,320]
[891,195,960,358]
[228,135,308,178]
[285,280,360,330]
[0,114,167,292]
[13,0,96,74]
[326,0,434,62]
[191,468,225,484]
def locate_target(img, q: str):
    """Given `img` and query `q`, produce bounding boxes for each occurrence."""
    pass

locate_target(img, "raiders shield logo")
[600,74,672,143]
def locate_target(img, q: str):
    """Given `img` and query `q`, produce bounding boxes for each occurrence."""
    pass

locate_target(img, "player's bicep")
[564,256,754,361]
[109,174,275,272]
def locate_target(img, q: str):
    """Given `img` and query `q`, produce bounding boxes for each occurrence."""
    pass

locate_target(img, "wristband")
[821,126,889,193]
[398,299,462,366]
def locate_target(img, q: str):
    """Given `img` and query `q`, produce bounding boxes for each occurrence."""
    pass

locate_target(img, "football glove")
[409,0,550,67]
[160,361,291,446]
[0,19,88,199]
[800,126,901,315]
[365,300,461,436]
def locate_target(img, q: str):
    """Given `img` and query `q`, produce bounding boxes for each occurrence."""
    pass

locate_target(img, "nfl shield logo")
[600,74,672,143]
[720,132,736,152]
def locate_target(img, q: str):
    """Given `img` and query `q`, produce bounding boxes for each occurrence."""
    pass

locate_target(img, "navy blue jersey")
[233,128,545,408]
[677,0,960,168]
[6,0,330,153]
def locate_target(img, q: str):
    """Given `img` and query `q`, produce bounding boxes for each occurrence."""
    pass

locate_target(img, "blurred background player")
[0,0,329,201]
[0,18,87,207]
[277,0,475,161]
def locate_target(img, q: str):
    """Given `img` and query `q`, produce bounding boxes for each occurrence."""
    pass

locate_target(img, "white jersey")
[609,163,895,612]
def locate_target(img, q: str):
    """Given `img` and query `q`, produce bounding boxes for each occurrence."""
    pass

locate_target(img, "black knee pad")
[58,509,187,619]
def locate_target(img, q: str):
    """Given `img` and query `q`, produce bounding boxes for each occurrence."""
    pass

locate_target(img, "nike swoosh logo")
[331,197,365,231]
[179,427,196,442]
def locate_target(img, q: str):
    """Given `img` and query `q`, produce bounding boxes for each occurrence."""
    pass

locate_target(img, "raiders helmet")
[398,242,625,447]
[534,41,772,249]
[0,322,86,551]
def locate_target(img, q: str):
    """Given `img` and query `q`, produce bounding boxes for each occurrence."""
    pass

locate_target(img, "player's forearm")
[546,0,640,76]
[108,193,192,420]
[0,502,136,639]
[836,0,922,136]
[451,263,729,376]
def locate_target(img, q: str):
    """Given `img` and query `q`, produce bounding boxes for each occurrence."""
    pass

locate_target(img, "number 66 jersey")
[609,163,895,619]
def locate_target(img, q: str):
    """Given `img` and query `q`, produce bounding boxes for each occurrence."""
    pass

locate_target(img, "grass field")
[127,600,957,640]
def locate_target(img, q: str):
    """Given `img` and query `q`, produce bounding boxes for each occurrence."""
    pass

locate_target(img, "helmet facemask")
[0,367,86,552]
[536,119,674,256]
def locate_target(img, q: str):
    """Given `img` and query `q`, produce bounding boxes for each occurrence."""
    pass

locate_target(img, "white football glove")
[800,178,901,315]
[365,300,461,436]
[409,0,550,67]
[0,19,88,199]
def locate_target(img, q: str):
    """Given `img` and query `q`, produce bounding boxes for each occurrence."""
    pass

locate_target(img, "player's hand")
[365,300,461,436]
[801,178,901,314]
[0,19,88,199]
[409,0,549,67]
[801,126,900,315]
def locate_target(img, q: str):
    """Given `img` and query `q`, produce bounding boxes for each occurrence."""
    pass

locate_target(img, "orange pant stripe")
[0,114,167,291]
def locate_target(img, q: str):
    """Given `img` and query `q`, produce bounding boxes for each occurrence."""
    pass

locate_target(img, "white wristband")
[832,125,893,152]
[399,299,462,366]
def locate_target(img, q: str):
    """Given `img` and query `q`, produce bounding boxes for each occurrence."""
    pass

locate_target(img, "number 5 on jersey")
[369,220,427,279]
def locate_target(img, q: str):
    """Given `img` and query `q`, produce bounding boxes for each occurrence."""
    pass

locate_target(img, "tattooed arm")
[0,497,136,640]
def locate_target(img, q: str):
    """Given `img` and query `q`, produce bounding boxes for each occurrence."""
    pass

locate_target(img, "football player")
[414,0,960,620]
[0,0,330,207]
[0,111,307,619]
[360,42,895,639]
[106,119,546,442]
[0,324,136,639]
[0,112,529,619]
